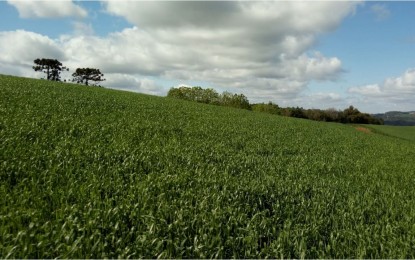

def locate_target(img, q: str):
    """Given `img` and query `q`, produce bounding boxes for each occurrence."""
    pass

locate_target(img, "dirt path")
[354,126,372,134]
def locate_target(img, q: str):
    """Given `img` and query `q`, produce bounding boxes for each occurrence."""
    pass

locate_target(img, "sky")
[0,1,414,113]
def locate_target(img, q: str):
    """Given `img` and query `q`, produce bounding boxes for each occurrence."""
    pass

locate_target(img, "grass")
[1,74,415,258]
[364,124,415,142]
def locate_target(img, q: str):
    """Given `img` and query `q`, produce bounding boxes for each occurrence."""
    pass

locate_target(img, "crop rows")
[1,75,415,258]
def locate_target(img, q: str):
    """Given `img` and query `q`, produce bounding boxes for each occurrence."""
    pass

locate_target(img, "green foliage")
[305,108,342,122]
[220,91,251,110]
[167,86,220,104]
[282,106,308,119]
[252,102,281,115]
[274,106,383,125]
[168,87,381,125]
[72,68,105,86]
[1,74,415,258]
[167,86,251,110]
[33,58,68,81]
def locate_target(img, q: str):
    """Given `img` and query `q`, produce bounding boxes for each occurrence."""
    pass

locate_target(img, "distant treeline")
[252,102,384,125]
[167,86,384,125]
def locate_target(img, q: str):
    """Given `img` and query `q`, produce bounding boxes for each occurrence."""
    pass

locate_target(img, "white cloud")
[0,30,65,67]
[100,1,357,98]
[104,1,355,35]
[287,92,347,110]
[72,22,94,36]
[105,73,164,95]
[348,69,415,112]
[349,69,415,97]
[370,4,391,21]
[274,53,343,81]
[7,0,87,19]
[1,2,360,103]
[349,84,383,96]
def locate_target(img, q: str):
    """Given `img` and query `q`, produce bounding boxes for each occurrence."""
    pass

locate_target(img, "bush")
[252,102,281,115]
[167,86,251,110]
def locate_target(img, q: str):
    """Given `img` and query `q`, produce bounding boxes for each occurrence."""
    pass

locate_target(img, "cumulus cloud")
[0,30,65,67]
[271,92,347,110]
[105,73,164,95]
[72,22,94,36]
[7,0,87,19]
[104,1,354,35]
[348,69,415,112]
[100,1,356,98]
[349,84,383,97]
[1,1,360,102]
[349,69,415,97]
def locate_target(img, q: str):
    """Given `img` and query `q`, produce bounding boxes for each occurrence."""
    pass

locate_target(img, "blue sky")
[0,1,414,113]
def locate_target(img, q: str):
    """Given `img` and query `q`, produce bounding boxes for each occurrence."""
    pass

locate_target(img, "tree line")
[167,86,251,110]
[252,102,384,124]
[33,58,105,86]
[168,86,384,125]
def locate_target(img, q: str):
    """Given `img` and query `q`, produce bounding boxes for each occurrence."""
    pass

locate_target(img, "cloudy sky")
[1,1,414,113]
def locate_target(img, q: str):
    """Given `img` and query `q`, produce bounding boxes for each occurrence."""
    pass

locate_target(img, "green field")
[365,124,415,142]
[1,74,415,258]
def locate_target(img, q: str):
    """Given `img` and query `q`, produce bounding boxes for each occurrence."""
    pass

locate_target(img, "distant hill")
[373,111,415,126]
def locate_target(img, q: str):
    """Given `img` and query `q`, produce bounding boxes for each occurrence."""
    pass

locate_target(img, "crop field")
[364,124,415,142]
[1,74,415,258]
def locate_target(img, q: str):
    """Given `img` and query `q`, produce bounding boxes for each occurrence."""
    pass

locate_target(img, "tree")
[72,68,105,86]
[252,102,281,115]
[33,58,68,81]
[167,87,186,99]
[167,86,221,104]
[325,108,341,122]
[220,92,251,110]
[167,86,251,110]
[201,88,221,105]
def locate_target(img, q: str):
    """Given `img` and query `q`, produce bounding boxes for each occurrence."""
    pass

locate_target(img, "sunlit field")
[1,75,415,258]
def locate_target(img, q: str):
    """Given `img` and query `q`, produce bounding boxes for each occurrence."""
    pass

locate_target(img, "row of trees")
[33,58,105,86]
[252,102,384,124]
[167,86,251,110]
[168,86,383,125]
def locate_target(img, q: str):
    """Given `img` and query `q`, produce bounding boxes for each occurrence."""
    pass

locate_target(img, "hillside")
[373,111,415,126]
[1,75,415,258]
